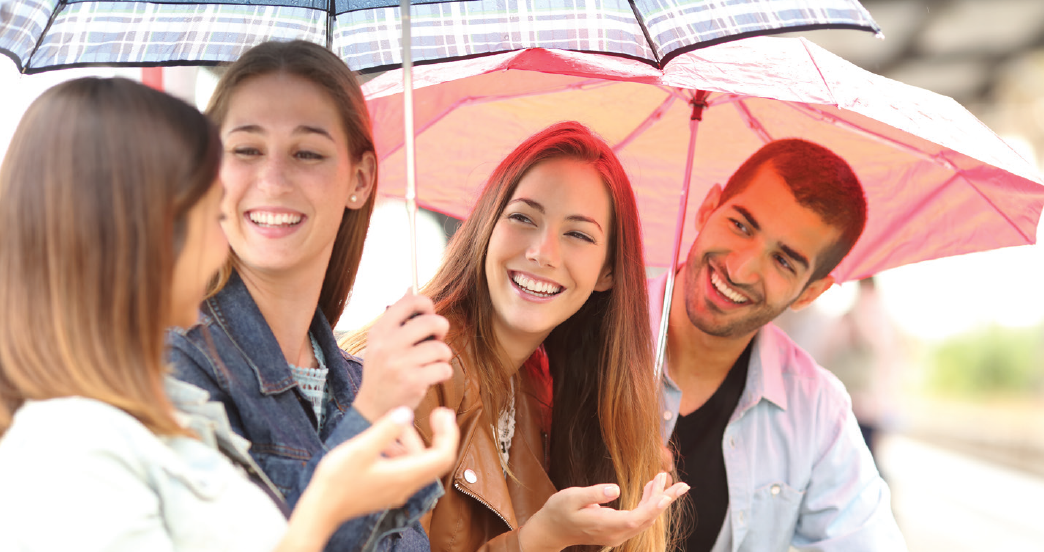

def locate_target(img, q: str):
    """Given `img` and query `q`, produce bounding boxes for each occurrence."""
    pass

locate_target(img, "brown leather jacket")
[415,355,557,552]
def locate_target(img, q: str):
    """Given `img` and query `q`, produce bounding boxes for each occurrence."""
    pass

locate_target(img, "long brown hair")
[205,40,378,324]
[0,77,221,436]
[347,122,673,552]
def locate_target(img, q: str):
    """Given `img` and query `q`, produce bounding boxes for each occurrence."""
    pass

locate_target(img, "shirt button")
[771,484,781,496]
[663,410,673,420]
[729,437,736,449]
[463,469,478,484]
[737,511,745,523]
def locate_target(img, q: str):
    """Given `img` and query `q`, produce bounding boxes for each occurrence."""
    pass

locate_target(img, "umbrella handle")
[401,0,419,294]
[654,91,708,380]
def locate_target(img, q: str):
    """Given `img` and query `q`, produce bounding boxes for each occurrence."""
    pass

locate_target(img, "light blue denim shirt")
[650,273,907,552]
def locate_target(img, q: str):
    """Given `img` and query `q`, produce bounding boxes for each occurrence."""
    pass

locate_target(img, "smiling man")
[652,139,906,551]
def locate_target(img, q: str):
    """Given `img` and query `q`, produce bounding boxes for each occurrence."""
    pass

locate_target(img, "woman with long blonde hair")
[346,122,685,552]
[0,77,458,551]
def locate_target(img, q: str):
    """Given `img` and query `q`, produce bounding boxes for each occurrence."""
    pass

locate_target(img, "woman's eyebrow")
[566,214,602,233]
[293,125,335,141]
[224,124,334,142]
[508,197,544,212]
[508,198,603,233]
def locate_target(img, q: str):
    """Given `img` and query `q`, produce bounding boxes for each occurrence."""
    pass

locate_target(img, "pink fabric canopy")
[364,38,1044,282]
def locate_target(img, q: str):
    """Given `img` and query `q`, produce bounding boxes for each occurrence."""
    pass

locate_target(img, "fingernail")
[604,485,620,498]
[389,406,413,425]
[680,484,690,495]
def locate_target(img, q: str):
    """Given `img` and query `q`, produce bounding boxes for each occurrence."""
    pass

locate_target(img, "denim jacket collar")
[164,376,285,503]
[202,271,358,414]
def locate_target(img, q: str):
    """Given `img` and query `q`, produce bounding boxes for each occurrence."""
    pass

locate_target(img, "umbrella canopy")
[364,39,1044,284]
[0,0,879,73]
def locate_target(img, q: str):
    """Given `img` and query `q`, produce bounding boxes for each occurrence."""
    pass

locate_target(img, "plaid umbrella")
[0,0,880,74]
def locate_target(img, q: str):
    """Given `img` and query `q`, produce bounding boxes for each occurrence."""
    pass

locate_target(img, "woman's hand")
[354,292,454,422]
[518,473,689,552]
[281,406,460,551]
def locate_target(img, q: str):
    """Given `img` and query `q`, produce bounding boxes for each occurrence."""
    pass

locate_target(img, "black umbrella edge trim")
[355,47,660,75]
[657,23,878,69]
[10,58,227,75]
[0,48,28,73]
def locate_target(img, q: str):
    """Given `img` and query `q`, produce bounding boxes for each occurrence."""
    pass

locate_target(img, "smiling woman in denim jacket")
[168,41,455,551]
[0,77,459,552]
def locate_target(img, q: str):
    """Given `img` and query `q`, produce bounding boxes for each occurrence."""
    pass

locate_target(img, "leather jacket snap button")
[463,469,478,484]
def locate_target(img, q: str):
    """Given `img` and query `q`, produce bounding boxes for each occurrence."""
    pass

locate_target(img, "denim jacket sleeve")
[168,330,441,552]
[326,354,443,552]
[309,405,443,552]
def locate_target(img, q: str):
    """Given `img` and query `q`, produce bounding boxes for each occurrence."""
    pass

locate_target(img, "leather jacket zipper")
[454,482,514,530]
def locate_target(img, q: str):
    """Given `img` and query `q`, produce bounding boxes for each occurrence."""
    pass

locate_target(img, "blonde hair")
[0,77,221,436]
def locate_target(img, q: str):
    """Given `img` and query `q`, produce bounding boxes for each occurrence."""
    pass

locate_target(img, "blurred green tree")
[928,325,1044,396]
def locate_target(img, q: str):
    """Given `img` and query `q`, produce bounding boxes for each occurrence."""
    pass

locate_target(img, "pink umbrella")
[363,38,1044,369]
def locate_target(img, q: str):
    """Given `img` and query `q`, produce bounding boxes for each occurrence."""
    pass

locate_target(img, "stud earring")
[350,194,358,203]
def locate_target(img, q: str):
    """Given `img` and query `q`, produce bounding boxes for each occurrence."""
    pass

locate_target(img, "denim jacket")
[168,270,442,552]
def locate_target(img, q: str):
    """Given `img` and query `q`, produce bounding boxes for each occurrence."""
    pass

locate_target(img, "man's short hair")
[720,138,867,282]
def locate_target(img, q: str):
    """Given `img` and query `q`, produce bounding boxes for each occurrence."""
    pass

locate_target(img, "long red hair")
[348,121,674,552]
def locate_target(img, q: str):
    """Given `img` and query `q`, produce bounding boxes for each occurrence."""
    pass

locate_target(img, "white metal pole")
[654,90,709,379]
[400,0,420,294]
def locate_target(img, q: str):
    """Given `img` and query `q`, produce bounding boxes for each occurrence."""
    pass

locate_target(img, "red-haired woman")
[345,122,686,552]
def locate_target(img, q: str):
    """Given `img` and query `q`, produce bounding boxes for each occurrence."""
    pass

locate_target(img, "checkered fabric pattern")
[0,0,878,73]
[638,0,880,62]
[334,0,653,71]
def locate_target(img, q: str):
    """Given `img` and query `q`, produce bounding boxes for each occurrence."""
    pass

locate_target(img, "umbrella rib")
[612,93,678,153]
[787,103,959,172]
[851,172,970,279]
[733,99,773,144]
[326,0,335,50]
[627,0,661,66]
[963,176,1036,245]
[23,0,67,73]
[379,79,615,161]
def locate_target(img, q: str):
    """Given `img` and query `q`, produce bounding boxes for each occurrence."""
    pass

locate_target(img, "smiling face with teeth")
[218,72,375,281]
[484,157,614,349]
[678,163,838,341]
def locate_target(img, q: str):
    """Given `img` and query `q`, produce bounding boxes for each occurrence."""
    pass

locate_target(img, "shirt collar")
[204,270,332,395]
[737,326,788,414]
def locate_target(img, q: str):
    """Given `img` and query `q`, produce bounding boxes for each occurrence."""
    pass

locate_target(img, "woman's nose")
[525,231,560,268]
[257,157,291,194]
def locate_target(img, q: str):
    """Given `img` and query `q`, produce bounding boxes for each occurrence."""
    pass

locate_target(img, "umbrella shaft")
[401,0,419,293]
[654,99,704,379]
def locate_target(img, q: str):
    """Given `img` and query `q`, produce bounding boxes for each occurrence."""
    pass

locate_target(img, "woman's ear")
[594,267,613,292]
[345,151,377,210]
